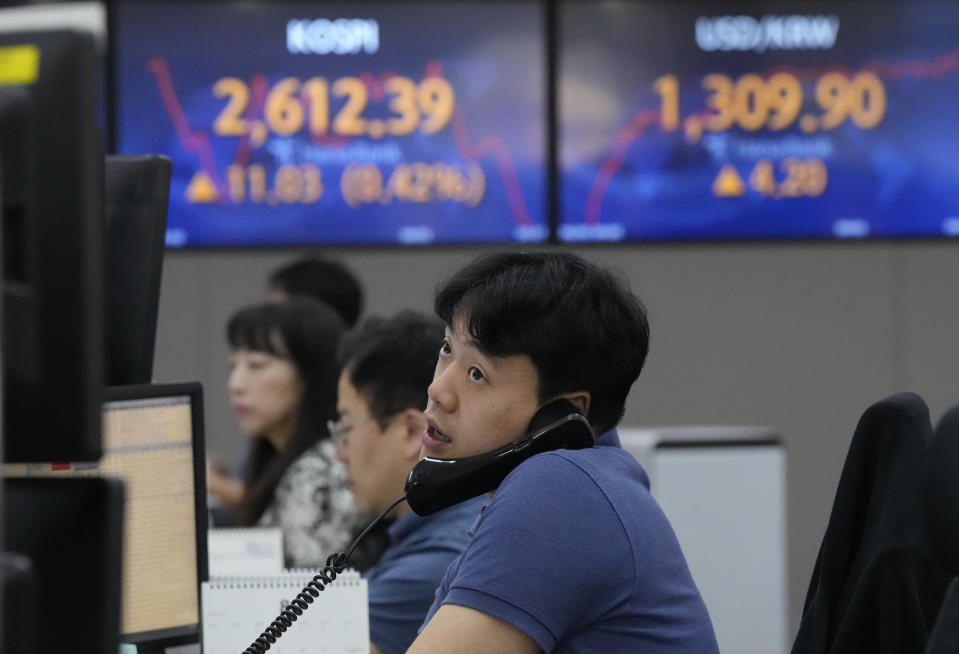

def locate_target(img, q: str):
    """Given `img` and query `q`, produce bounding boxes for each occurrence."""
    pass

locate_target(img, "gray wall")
[152,240,959,637]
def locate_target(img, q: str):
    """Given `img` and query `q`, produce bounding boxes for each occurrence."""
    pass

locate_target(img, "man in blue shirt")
[334,310,484,654]
[408,251,719,653]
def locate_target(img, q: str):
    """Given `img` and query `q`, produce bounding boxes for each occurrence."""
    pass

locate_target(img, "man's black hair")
[434,250,649,434]
[269,255,364,327]
[337,310,444,430]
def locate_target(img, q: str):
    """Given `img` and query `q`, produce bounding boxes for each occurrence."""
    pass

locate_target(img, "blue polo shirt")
[422,429,719,653]
[364,495,484,654]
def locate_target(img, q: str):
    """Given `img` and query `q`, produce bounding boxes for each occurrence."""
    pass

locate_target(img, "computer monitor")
[104,154,172,386]
[103,382,208,651]
[7,382,209,652]
[0,29,104,463]
[2,476,124,654]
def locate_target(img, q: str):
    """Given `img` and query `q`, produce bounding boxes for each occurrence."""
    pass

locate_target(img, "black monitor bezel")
[102,381,209,651]
[0,29,104,464]
[2,476,125,654]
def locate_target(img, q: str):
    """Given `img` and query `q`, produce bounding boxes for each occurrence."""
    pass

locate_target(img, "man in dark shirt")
[334,310,483,654]
[408,250,719,653]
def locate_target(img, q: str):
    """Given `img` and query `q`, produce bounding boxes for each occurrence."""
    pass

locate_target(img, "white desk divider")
[619,426,788,654]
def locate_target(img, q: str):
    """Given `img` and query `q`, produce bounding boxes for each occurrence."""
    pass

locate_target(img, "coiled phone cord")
[244,494,407,653]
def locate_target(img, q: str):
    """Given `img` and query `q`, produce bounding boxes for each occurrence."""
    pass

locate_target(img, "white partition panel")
[620,427,788,654]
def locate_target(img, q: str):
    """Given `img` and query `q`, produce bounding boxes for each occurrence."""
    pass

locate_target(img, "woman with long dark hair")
[209,297,358,567]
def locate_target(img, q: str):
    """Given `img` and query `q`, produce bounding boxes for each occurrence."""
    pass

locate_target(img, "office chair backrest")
[925,405,959,575]
[792,392,952,654]
[923,405,959,654]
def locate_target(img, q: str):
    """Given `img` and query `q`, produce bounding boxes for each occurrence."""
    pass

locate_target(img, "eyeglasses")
[327,416,378,450]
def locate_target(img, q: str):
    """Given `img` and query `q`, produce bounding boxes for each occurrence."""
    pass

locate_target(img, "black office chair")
[792,392,953,654]
[924,405,959,654]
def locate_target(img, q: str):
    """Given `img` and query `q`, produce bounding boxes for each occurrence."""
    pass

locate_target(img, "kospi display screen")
[559,1,959,242]
[114,1,547,247]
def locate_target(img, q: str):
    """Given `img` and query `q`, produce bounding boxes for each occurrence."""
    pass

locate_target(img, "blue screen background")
[559,1,959,242]
[115,1,547,248]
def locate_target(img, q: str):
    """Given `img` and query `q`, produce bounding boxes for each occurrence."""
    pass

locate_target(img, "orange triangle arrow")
[185,170,220,204]
[712,165,746,198]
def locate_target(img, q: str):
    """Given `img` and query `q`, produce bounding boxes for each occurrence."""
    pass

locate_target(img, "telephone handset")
[404,398,595,516]
[243,399,592,652]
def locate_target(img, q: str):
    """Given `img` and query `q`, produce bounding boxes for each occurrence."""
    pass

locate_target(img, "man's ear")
[400,409,427,461]
[559,392,590,418]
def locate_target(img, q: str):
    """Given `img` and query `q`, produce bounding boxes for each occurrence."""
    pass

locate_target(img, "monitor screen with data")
[8,383,208,650]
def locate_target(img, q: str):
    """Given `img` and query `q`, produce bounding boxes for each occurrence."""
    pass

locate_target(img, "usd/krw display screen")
[559,1,959,242]
[115,1,547,247]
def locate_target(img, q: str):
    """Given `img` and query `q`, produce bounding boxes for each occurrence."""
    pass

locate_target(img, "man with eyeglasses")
[333,309,485,654]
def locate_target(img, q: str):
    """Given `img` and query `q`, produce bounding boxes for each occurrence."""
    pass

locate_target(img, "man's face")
[422,315,541,460]
[335,370,419,516]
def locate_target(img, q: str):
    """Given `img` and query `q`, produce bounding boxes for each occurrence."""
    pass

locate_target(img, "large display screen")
[115,1,547,247]
[559,1,959,242]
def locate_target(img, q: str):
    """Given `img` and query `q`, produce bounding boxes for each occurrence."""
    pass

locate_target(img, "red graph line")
[451,110,532,226]
[148,57,226,198]
[360,71,388,102]
[865,51,959,79]
[766,50,959,82]
[232,73,268,169]
[421,60,533,227]
[425,61,444,79]
[584,109,659,226]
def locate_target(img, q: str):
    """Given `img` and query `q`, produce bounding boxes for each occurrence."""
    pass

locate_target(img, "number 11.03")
[225,163,323,205]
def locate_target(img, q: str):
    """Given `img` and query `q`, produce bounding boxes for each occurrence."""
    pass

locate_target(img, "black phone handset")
[404,398,595,516]
[243,399,592,652]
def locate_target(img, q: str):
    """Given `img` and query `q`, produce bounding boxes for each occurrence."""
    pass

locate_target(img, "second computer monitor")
[104,154,172,386]
[102,382,209,651]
